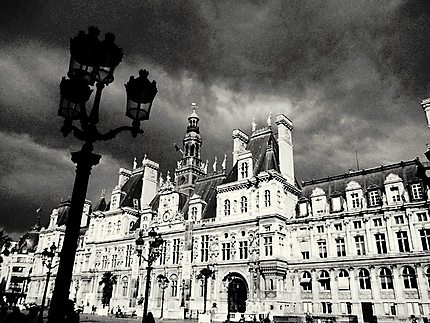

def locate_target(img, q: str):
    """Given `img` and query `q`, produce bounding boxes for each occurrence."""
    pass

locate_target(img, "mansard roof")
[300,158,427,199]
[15,218,42,253]
[119,173,143,208]
[93,196,107,212]
[183,172,226,220]
[56,198,71,226]
[224,127,280,184]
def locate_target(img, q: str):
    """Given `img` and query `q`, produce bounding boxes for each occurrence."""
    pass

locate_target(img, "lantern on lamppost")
[48,26,158,323]
[38,243,58,323]
[135,228,164,323]
[197,266,215,314]
[157,274,169,319]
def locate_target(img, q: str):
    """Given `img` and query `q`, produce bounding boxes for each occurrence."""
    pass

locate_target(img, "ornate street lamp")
[38,243,58,323]
[197,266,215,314]
[157,274,169,319]
[48,27,157,323]
[135,228,164,323]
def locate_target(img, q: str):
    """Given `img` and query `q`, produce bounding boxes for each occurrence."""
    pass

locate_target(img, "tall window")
[222,242,231,260]
[318,240,327,258]
[301,272,312,291]
[396,231,410,253]
[240,196,248,213]
[420,229,430,251]
[390,186,401,203]
[351,192,360,209]
[122,277,129,297]
[338,269,350,290]
[336,238,346,257]
[322,302,332,314]
[319,271,331,291]
[368,190,380,207]
[394,215,405,224]
[239,241,248,259]
[264,237,273,256]
[240,162,249,178]
[373,218,383,227]
[411,183,424,200]
[353,220,362,229]
[358,269,371,289]
[224,200,231,216]
[170,275,178,297]
[317,225,324,233]
[264,190,271,207]
[375,233,387,254]
[159,241,167,265]
[402,266,417,289]
[425,267,430,287]
[125,244,133,267]
[380,267,394,289]
[111,254,117,268]
[354,235,366,255]
[191,207,198,219]
[201,235,209,262]
[172,239,180,264]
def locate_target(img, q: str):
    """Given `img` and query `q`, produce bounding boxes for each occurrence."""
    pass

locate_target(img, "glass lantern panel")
[126,99,152,121]
[58,97,82,120]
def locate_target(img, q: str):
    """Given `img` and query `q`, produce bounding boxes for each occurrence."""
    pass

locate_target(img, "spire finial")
[212,156,218,172]
[222,154,227,170]
[133,157,137,169]
[267,111,272,127]
[101,189,106,198]
[252,117,257,132]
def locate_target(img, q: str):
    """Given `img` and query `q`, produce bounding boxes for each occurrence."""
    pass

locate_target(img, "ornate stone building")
[15,105,430,322]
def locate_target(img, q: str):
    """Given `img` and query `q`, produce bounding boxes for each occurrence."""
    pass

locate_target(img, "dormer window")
[410,182,424,201]
[264,190,271,207]
[191,207,198,219]
[351,193,360,208]
[240,162,249,179]
[367,188,381,207]
[240,196,248,213]
[224,200,231,216]
[390,186,401,203]
[330,192,343,213]
[298,198,309,217]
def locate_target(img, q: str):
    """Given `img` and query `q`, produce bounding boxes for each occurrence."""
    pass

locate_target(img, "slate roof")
[224,127,280,184]
[183,172,226,219]
[16,218,42,253]
[93,196,107,212]
[120,173,143,208]
[56,198,71,226]
[300,158,427,199]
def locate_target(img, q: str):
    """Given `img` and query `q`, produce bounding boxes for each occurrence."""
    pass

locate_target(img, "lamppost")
[197,266,214,314]
[39,243,58,323]
[135,228,164,323]
[48,26,157,322]
[157,274,169,319]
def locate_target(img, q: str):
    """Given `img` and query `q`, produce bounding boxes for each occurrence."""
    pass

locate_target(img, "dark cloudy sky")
[1,0,430,238]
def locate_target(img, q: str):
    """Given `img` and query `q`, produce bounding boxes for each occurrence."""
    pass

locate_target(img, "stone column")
[406,212,419,251]
[330,268,339,314]
[369,266,381,316]
[384,214,396,253]
[364,218,374,255]
[311,269,320,313]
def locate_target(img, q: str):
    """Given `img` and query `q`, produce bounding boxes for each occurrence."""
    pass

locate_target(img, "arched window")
[300,271,312,291]
[129,221,135,232]
[319,270,331,291]
[170,275,178,297]
[264,190,271,207]
[241,162,249,178]
[402,266,417,289]
[224,200,231,216]
[379,267,394,289]
[191,207,198,219]
[122,276,129,297]
[338,269,350,290]
[117,220,121,234]
[358,269,371,289]
[240,196,248,213]
[425,267,430,288]
[190,145,195,157]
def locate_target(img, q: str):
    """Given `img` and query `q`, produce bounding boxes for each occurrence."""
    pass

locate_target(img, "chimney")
[118,168,131,188]
[275,114,294,184]
[232,129,249,165]
[141,158,160,207]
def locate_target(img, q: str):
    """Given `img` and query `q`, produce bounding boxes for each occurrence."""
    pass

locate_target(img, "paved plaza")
[79,315,196,323]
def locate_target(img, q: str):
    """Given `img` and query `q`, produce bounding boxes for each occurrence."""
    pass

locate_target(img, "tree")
[0,230,12,264]
[99,272,117,308]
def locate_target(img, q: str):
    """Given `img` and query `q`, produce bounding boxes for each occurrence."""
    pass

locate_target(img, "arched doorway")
[224,273,248,313]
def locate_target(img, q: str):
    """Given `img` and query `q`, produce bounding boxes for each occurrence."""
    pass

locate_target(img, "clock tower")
[175,103,205,196]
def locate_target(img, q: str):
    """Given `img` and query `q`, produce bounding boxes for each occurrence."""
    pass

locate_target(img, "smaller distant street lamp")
[197,266,214,314]
[157,274,169,319]
[135,228,164,323]
[39,243,58,323]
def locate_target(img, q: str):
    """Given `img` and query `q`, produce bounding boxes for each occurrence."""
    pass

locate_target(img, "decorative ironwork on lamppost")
[48,26,157,323]
[135,228,164,323]
[157,274,169,319]
[38,243,58,323]
[197,265,215,314]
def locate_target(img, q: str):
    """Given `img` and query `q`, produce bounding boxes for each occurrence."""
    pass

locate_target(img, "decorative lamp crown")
[125,69,158,122]
[68,26,101,84]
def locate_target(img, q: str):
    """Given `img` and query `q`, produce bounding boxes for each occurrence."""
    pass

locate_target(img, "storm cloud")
[0,0,429,235]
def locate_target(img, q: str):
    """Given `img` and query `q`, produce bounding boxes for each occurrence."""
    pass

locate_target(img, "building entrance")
[226,274,248,313]
[361,302,374,323]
